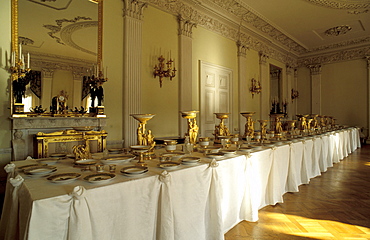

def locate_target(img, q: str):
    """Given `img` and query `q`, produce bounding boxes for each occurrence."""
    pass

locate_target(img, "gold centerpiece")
[269,113,285,137]
[130,145,151,167]
[131,114,155,147]
[180,111,199,145]
[258,120,268,140]
[72,133,92,161]
[297,114,309,132]
[240,112,256,138]
[213,113,230,143]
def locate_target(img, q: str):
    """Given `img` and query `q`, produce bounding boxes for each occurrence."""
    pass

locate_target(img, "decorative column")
[366,56,370,142]
[41,69,54,109]
[178,15,196,137]
[259,51,270,120]
[72,71,84,109]
[237,41,248,134]
[286,65,294,119]
[123,0,147,147]
[308,64,322,114]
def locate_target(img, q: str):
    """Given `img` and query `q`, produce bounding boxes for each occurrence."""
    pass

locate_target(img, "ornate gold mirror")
[11,0,104,116]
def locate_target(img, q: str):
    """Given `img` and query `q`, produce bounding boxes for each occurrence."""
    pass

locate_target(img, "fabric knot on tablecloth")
[4,163,16,173]
[245,152,252,158]
[209,159,219,168]
[69,186,86,200]
[9,175,24,187]
[159,170,171,183]
[302,140,306,144]
[270,146,277,151]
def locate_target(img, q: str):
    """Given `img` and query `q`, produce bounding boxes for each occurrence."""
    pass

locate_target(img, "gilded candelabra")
[154,55,177,88]
[249,78,261,98]
[180,111,199,145]
[240,112,256,138]
[10,44,31,114]
[213,113,230,143]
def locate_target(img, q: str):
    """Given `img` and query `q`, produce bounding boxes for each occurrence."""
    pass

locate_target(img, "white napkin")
[25,156,33,160]
[4,163,16,174]
[9,175,24,187]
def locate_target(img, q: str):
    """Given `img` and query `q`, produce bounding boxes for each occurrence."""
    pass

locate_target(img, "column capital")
[286,64,294,75]
[237,40,248,58]
[259,51,269,64]
[178,15,197,38]
[123,0,147,20]
[307,64,322,75]
[42,68,54,78]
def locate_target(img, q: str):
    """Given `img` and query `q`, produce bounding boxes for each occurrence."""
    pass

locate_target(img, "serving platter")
[84,173,116,183]
[158,161,180,170]
[101,155,136,164]
[181,156,200,165]
[24,165,57,176]
[120,166,148,175]
[47,173,81,184]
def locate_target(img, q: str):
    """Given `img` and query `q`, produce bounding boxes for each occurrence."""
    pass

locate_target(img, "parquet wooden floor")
[225,145,370,240]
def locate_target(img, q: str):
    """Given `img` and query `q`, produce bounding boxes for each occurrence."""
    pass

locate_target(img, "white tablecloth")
[0,127,361,240]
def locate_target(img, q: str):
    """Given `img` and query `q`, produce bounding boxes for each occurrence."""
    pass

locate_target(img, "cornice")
[302,0,370,9]
[147,0,368,66]
[298,46,370,67]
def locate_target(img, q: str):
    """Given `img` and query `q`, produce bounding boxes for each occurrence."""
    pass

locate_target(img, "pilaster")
[237,41,248,134]
[259,51,269,120]
[178,15,196,137]
[123,0,147,146]
[308,64,322,115]
[41,69,54,110]
[286,65,294,119]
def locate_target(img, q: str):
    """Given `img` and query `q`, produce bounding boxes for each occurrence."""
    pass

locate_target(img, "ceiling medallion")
[303,0,370,9]
[325,25,352,36]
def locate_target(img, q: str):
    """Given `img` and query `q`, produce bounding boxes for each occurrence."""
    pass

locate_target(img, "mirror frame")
[10,0,103,116]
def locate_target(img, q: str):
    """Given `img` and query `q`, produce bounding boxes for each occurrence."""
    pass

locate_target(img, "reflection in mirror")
[270,64,281,102]
[17,0,99,114]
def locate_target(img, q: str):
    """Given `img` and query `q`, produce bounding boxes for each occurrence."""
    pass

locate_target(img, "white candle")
[27,52,30,68]
[19,44,22,58]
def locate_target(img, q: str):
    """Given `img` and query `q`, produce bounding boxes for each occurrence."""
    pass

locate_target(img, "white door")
[200,61,232,138]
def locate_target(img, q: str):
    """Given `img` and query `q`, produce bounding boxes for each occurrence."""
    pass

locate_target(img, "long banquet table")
[0,127,361,240]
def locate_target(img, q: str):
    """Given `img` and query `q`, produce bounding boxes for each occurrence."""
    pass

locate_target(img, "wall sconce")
[153,55,176,88]
[291,88,299,102]
[249,78,261,98]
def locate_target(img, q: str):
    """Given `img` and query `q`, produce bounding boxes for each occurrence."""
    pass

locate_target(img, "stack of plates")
[47,173,81,184]
[181,157,200,165]
[120,166,148,177]
[84,173,116,183]
[108,148,123,154]
[220,149,236,156]
[158,161,180,170]
[24,165,57,176]
[161,152,185,161]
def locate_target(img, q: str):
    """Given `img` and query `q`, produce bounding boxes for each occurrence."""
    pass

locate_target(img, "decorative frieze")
[299,46,370,67]
[123,0,148,20]
[302,0,370,9]
[11,117,106,130]
[178,15,197,38]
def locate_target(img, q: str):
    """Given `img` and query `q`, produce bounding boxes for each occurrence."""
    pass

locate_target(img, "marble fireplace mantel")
[11,117,107,161]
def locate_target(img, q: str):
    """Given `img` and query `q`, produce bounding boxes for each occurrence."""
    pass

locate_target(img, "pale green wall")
[101,0,124,141]
[192,26,239,132]
[297,66,311,116]
[245,49,260,117]
[142,6,179,138]
[321,59,367,128]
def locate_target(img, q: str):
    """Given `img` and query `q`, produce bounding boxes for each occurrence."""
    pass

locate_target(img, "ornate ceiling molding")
[306,36,370,53]
[302,0,370,9]
[60,21,98,56]
[325,25,352,36]
[43,16,93,45]
[298,46,370,67]
[147,0,298,66]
